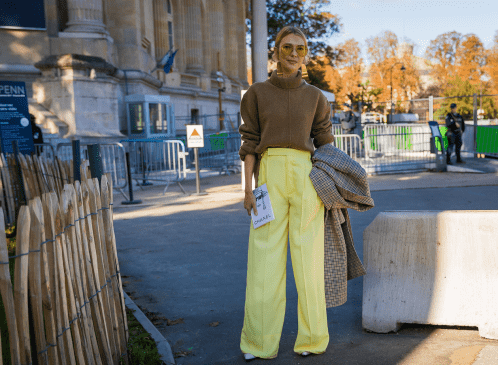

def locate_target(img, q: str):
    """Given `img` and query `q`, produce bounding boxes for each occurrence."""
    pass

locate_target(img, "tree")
[336,38,363,107]
[486,31,498,95]
[246,0,343,89]
[456,34,487,85]
[365,31,420,112]
[425,31,463,88]
[437,75,496,120]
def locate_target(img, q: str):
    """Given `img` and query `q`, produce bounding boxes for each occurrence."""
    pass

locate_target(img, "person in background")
[30,114,44,155]
[445,103,465,164]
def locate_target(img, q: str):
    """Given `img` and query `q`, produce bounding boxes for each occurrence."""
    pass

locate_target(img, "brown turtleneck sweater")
[238,68,335,161]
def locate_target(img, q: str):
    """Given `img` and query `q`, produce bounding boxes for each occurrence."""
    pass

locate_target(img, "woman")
[239,26,335,361]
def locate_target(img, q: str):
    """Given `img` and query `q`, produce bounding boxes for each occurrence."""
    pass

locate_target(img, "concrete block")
[362,210,498,340]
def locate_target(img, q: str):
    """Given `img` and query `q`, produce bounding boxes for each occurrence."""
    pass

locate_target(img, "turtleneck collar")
[268,68,305,89]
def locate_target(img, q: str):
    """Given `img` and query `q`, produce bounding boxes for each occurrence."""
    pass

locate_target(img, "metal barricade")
[331,134,364,161]
[363,124,431,158]
[198,133,241,175]
[33,143,56,160]
[56,142,127,189]
[121,139,188,194]
[361,124,435,174]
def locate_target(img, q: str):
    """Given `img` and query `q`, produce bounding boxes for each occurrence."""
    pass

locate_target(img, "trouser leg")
[287,155,329,354]
[455,134,463,161]
[446,134,454,162]
[240,153,289,359]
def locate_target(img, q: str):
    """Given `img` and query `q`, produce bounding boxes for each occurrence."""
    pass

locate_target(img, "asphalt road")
[113,182,498,365]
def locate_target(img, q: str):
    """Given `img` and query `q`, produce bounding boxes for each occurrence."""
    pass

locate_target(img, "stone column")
[251,0,268,83]
[153,0,168,61]
[224,0,238,79]
[185,0,204,74]
[172,0,185,73]
[65,0,108,34]
[209,0,225,76]
[237,0,248,85]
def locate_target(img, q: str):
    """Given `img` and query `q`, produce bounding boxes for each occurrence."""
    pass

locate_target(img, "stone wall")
[0,0,250,141]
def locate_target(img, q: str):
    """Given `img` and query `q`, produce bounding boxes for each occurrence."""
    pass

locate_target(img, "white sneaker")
[301,351,311,356]
[244,353,256,361]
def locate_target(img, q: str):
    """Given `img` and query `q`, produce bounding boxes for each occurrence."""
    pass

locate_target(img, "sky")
[323,0,498,64]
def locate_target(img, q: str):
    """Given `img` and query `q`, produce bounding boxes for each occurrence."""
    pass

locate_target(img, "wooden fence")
[0,152,129,365]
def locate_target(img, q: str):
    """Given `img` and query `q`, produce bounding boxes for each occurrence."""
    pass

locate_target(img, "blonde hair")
[271,26,310,65]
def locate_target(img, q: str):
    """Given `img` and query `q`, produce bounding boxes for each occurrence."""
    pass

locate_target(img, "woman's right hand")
[244,191,258,216]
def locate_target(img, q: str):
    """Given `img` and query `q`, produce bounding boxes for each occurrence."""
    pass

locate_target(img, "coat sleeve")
[445,114,455,131]
[238,86,261,161]
[311,91,335,148]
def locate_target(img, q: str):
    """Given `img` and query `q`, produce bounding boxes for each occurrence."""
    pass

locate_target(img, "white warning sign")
[186,124,204,148]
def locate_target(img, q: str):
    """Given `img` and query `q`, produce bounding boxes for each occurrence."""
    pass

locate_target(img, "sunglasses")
[280,43,308,57]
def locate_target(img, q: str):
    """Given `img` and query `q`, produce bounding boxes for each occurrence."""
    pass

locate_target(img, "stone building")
[0,0,251,144]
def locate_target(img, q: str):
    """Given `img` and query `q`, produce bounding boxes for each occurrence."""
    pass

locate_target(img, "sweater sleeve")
[311,91,334,148]
[238,86,261,161]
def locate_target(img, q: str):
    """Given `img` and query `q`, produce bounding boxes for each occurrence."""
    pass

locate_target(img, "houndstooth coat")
[309,144,375,308]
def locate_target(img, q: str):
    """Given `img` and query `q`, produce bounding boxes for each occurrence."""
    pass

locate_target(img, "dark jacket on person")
[445,112,465,136]
[309,143,375,308]
[238,68,335,161]
[31,123,44,144]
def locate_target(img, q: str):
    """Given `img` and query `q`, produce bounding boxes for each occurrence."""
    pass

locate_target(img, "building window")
[168,21,173,49]
[0,0,46,29]
[167,0,171,14]
[129,103,144,134]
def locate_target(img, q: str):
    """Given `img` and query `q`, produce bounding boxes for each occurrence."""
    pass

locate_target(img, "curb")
[123,292,176,365]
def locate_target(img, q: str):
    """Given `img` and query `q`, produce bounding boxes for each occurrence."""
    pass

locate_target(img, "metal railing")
[363,124,432,158]
[56,142,127,189]
[173,133,242,175]
[331,134,364,161]
[360,124,435,174]
[33,143,56,160]
[120,139,188,194]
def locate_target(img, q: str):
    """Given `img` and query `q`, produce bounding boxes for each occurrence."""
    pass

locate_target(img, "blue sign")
[0,81,34,154]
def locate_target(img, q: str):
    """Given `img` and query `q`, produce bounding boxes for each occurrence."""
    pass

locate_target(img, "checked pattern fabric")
[310,144,375,308]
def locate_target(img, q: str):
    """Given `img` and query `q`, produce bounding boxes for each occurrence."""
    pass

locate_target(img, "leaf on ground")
[209,321,220,327]
[167,318,185,326]
[174,350,193,358]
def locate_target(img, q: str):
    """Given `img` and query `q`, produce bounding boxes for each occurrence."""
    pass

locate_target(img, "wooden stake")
[1,154,16,224]
[0,208,21,365]
[14,205,31,364]
[101,175,128,360]
[65,183,102,365]
[76,181,113,365]
[28,197,49,364]
[85,178,120,363]
[32,196,59,365]
[42,192,69,365]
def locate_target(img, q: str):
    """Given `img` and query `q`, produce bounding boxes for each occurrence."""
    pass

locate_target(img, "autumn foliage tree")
[427,31,496,118]
[335,38,363,109]
[365,31,420,113]
[487,31,498,95]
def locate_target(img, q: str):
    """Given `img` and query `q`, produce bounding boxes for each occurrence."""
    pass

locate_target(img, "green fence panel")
[476,126,498,154]
[434,126,449,152]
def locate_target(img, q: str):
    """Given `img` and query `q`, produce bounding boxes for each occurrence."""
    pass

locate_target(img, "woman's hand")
[244,191,258,216]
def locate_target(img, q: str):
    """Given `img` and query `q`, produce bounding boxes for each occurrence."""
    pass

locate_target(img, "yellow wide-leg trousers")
[240,148,329,359]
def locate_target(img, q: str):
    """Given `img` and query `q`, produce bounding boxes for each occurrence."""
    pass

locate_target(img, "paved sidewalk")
[113,158,498,365]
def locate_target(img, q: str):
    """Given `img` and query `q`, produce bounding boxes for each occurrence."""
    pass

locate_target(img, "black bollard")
[122,152,142,205]
[72,140,81,182]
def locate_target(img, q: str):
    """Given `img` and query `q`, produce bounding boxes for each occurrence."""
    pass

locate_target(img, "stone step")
[27,98,69,138]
